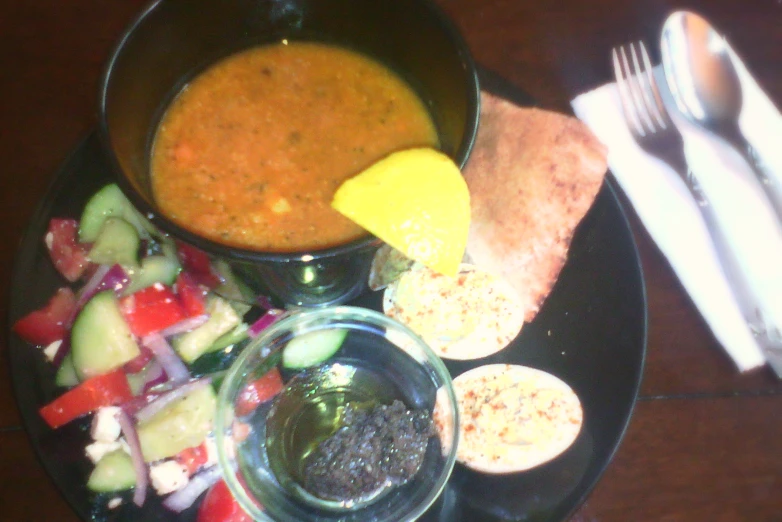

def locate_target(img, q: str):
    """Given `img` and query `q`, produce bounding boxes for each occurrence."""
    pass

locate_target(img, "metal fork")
[613,41,782,377]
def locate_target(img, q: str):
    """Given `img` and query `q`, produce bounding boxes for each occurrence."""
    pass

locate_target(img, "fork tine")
[637,41,669,130]
[612,47,645,138]
[622,43,655,135]
[630,41,659,133]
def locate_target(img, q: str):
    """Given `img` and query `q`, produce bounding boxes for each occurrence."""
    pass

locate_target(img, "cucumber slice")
[172,296,240,363]
[282,329,347,369]
[188,348,242,379]
[126,366,150,396]
[206,323,249,355]
[87,450,136,492]
[88,217,140,268]
[212,260,254,316]
[123,255,181,295]
[79,183,156,242]
[159,236,180,263]
[228,300,251,319]
[137,385,216,462]
[71,291,141,380]
[187,327,253,376]
[212,260,254,301]
[54,354,80,388]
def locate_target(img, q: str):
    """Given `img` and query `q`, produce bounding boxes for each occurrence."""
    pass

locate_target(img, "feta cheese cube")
[85,441,122,464]
[203,437,218,468]
[90,407,122,442]
[149,460,189,495]
[42,340,62,363]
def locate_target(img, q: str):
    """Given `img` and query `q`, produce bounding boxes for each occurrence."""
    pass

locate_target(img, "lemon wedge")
[332,148,469,277]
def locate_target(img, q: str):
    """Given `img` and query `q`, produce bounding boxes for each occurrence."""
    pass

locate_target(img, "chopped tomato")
[175,441,209,476]
[197,479,253,522]
[45,218,92,282]
[13,287,77,346]
[235,368,283,417]
[175,241,222,289]
[39,368,133,429]
[175,272,207,317]
[119,284,187,337]
[123,343,154,374]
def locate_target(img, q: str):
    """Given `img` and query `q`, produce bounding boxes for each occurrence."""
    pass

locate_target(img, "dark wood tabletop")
[2,1,781,521]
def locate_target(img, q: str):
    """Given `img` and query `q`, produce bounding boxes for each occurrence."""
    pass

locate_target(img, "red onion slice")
[248,308,286,338]
[70,264,130,327]
[162,464,222,513]
[76,264,129,309]
[120,391,161,416]
[141,360,168,394]
[115,409,148,507]
[158,314,209,338]
[77,264,111,301]
[102,264,132,293]
[134,378,211,424]
[142,332,190,384]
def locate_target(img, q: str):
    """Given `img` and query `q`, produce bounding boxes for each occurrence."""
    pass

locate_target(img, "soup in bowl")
[99,0,480,306]
[151,41,440,252]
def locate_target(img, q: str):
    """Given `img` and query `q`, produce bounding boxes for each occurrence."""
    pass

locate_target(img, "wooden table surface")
[2,1,781,521]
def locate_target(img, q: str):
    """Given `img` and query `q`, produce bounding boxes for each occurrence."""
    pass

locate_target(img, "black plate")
[7,69,646,522]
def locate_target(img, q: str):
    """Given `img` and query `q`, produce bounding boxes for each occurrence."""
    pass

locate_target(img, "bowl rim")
[96,0,481,264]
[214,305,460,522]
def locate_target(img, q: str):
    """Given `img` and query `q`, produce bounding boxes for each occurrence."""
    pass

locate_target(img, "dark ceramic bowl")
[98,0,480,307]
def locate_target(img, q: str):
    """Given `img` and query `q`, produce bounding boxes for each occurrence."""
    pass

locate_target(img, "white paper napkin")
[570,45,782,372]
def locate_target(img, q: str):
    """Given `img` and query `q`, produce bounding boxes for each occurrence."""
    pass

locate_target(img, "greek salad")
[12,183,290,521]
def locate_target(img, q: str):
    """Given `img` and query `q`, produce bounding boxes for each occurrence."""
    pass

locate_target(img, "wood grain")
[574,397,782,522]
[1,0,780,521]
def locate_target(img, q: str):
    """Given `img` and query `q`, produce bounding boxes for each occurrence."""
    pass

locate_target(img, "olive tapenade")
[302,400,435,503]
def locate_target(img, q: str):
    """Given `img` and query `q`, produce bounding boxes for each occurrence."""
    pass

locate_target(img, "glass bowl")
[215,306,459,522]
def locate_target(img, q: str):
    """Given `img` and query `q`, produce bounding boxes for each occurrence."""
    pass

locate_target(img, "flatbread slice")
[464,93,608,322]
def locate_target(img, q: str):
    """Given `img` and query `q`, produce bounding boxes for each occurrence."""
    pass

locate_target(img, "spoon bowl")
[661,10,782,219]
[661,11,742,138]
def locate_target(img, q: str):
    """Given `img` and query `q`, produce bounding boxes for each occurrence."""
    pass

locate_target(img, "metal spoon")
[660,10,782,221]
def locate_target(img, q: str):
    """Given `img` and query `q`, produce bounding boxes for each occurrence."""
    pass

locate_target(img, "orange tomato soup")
[151,41,439,252]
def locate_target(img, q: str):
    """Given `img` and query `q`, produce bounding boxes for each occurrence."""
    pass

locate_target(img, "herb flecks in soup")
[151,42,439,252]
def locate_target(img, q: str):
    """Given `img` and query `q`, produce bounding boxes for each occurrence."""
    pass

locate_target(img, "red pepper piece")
[235,368,283,417]
[39,368,133,429]
[119,284,187,338]
[13,287,77,346]
[175,441,210,476]
[175,241,222,289]
[174,271,208,317]
[45,218,93,282]
[197,478,254,522]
